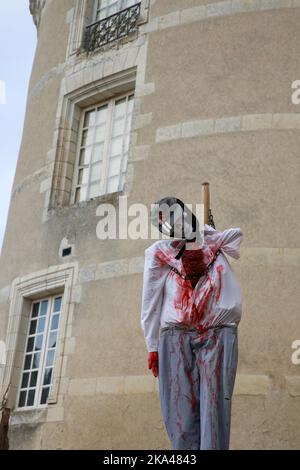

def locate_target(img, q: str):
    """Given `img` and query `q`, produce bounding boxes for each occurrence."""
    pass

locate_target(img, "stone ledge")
[234,374,272,396]
[67,373,274,396]
[68,378,97,396]
[77,248,300,284]
[156,113,300,143]
[10,403,65,425]
[285,376,300,396]
[148,0,300,33]
[10,407,47,425]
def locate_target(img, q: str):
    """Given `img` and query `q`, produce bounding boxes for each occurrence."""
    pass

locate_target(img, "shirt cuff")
[146,339,159,352]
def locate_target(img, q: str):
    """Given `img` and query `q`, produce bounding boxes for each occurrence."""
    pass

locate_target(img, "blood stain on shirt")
[181,248,206,289]
[215,265,223,303]
[155,247,174,267]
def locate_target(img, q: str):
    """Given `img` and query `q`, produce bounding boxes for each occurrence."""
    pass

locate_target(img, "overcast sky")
[0,0,36,254]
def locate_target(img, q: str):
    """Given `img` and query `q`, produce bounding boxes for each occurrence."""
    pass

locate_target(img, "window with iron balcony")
[84,0,142,53]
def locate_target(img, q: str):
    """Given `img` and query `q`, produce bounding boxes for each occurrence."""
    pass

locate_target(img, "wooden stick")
[0,408,10,450]
[202,182,210,225]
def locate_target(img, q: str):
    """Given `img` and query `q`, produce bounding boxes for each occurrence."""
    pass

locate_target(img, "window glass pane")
[91,143,104,163]
[97,0,134,20]
[124,0,137,8]
[33,352,41,369]
[37,317,46,334]
[108,4,118,16]
[114,97,127,118]
[127,94,134,113]
[21,372,29,389]
[107,176,119,193]
[18,391,26,408]
[40,387,50,405]
[77,168,89,185]
[125,117,133,135]
[35,334,43,351]
[29,320,37,335]
[81,129,94,147]
[96,10,103,21]
[51,315,60,331]
[53,297,62,313]
[24,355,32,371]
[43,368,52,386]
[26,389,35,407]
[79,147,92,166]
[99,0,109,9]
[89,183,101,199]
[94,124,106,143]
[83,110,96,128]
[40,300,48,317]
[26,337,34,353]
[108,156,121,177]
[112,118,125,137]
[46,351,55,368]
[90,163,102,182]
[30,371,38,388]
[32,303,39,318]
[48,331,57,349]
[124,133,130,150]
[75,186,87,203]
[96,105,108,124]
[110,137,123,157]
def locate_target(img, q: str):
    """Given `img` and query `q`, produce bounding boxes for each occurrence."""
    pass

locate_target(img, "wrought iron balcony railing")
[84,2,141,53]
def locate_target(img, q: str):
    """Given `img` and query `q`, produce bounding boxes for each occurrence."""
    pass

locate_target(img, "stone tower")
[0,0,299,449]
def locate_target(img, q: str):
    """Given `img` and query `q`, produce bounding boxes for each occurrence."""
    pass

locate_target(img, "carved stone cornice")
[29,0,46,29]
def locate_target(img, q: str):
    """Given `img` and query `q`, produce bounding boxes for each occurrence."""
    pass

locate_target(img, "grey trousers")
[158,324,238,450]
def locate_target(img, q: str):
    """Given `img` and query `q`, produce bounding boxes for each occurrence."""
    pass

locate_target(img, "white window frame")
[92,0,140,23]
[71,91,134,203]
[15,294,63,411]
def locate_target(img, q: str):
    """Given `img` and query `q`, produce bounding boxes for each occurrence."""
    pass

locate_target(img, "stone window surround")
[0,263,78,415]
[47,67,137,211]
[66,0,150,58]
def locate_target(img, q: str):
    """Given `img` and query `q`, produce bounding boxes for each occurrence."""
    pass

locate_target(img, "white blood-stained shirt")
[140,224,243,352]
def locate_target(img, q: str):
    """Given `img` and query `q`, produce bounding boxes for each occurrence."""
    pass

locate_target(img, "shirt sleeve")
[140,245,170,352]
[204,224,244,259]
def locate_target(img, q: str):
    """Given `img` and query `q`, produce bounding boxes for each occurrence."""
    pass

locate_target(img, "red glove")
[148,351,159,378]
